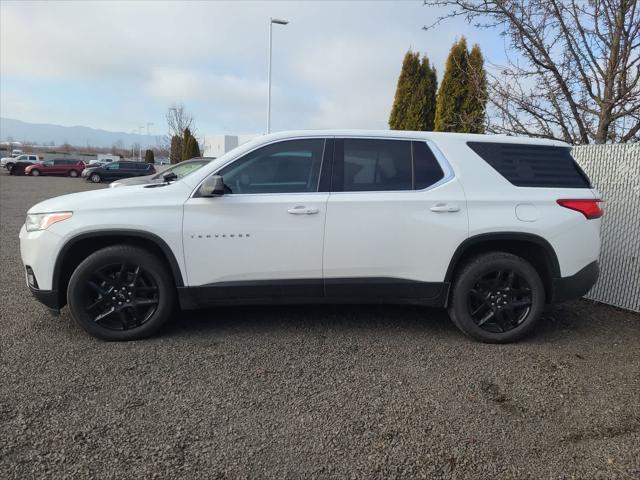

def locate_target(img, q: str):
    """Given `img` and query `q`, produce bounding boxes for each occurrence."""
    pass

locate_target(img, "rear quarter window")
[467,142,591,188]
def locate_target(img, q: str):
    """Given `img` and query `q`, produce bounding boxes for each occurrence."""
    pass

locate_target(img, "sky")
[0,0,506,137]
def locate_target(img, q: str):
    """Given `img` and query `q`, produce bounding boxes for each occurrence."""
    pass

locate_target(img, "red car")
[25,159,86,178]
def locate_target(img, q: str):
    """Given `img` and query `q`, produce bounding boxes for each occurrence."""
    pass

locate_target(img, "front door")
[182,138,330,302]
[322,137,468,301]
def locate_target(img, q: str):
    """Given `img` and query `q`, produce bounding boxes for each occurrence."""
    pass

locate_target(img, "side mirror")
[197,175,225,197]
[163,171,178,183]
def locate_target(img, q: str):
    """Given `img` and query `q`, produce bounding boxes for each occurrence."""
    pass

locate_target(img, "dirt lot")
[1,173,639,479]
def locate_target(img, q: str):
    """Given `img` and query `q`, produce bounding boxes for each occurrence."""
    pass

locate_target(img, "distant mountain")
[0,117,163,149]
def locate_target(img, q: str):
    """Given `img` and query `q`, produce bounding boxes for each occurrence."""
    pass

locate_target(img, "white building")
[202,134,259,158]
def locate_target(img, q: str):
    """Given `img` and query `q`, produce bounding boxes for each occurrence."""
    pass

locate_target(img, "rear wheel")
[68,170,79,177]
[30,169,40,177]
[447,252,545,343]
[67,246,175,340]
[6,162,14,171]
[90,173,101,183]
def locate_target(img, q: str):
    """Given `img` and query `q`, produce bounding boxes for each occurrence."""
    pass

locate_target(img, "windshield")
[157,161,207,180]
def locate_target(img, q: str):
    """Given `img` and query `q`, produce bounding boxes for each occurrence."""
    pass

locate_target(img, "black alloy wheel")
[67,245,175,340]
[83,263,159,331]
[447,252,545,343]
[467,269,532,333]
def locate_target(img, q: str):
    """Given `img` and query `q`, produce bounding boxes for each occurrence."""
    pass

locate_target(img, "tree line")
[389,37,487,134]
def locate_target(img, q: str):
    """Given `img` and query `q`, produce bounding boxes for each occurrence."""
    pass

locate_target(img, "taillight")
[557,199,603,219]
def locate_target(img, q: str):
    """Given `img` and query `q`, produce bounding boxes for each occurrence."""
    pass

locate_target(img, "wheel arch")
[445,232,561,303]
[53,230,184,308]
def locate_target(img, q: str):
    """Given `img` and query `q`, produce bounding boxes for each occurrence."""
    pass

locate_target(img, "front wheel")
[30,169,40,177]
[447,252,545,343]
[90,173,101,183]
[68,170,79,177]
[6,163,14,171]
[67,245,175,340]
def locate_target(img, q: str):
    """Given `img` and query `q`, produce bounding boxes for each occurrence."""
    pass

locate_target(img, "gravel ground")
[1,173,639,479]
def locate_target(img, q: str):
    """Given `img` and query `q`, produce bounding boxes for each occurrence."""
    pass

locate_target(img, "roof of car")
[254,130,570,148]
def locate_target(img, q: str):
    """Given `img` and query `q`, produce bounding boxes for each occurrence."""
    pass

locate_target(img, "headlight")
[25,212,73,232]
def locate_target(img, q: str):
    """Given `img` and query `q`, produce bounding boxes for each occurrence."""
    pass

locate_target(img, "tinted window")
[106,163,120,170]
[413,141,444,189]
[341,139,412,191]
[467,142,591,188]
[219,139,324,194]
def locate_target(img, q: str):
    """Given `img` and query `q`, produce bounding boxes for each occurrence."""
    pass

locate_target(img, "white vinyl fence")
[572,143,640,312]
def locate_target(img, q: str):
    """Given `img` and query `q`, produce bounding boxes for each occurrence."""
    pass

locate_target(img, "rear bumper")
[551,261,599,303]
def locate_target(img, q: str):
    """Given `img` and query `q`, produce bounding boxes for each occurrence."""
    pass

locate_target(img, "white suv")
[19,131,602,343]
[2,153,39,170]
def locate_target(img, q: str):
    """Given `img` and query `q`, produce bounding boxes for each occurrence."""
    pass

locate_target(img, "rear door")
[103,162,120,179]
[322,137,468,301]
[116,163,138,179]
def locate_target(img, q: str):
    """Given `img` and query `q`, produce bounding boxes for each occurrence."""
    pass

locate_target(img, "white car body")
[19,130,602,341]
[1,153,39,168]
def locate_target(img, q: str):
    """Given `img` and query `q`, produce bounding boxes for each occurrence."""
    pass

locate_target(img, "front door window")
[218,139,325,194]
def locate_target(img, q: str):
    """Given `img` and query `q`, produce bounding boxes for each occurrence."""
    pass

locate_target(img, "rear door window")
[338,139,412,192]
[467,142,591,188]
[413,141,445,189]
[332,139,445,192]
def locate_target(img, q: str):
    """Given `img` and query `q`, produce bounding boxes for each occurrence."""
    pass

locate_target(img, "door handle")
[430,203,460,213]
[288,206,319,215]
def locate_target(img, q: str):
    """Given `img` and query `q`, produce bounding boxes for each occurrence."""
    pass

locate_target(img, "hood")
[111,174,158,187]
[27,180,193,214]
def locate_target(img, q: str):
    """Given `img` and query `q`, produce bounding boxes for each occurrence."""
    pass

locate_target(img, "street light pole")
[139,125,145,161]
[267,18,289,134]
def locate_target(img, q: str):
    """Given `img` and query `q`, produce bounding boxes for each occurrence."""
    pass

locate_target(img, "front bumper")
[551,261,599,303]
[29,286,61,313]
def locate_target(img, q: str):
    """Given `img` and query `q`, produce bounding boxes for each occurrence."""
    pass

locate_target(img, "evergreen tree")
[435,37,470,132]
[144,149,155,164]
[389,51,421,130]
[463,44,487,133]
[170,135,182,164]
[417,57,437,131]
[181,128,201,161]
[389,50,438,131]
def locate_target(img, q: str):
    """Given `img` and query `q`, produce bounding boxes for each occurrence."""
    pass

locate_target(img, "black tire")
[68,170,79,177]
[90,173,101,183]
[447,252,545,343]
[30,169,40,177]
[6,163,14,171]
[67,245,175,340]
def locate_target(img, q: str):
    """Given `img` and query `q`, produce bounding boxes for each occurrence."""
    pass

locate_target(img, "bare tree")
[424,0,640,143]
[165,103,195,139]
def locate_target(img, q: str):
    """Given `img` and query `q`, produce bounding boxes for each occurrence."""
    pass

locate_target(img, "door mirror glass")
[198,175,225,197]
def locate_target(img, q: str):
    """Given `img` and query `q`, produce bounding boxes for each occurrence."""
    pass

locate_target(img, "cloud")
[1,1,504,134]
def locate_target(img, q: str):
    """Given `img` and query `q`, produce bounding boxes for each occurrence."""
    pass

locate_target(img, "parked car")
[9,161,36,176]
[1,154,39,171]
[109,158,212,188]
[81,161,155,183]
[20,130,602,342]
[25,159,86,177]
